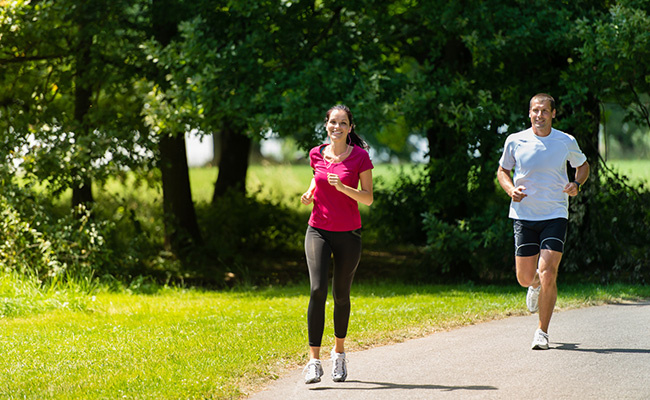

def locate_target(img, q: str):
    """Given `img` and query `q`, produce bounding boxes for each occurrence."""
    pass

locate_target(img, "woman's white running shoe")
[303,359,323,384]
[331,350,348,382]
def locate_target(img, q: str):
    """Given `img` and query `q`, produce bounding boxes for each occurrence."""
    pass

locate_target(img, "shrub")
[0,183,108,280]
[0,181,166,284]
[419,201,513,283]
[195,189,305,285]
[564,170,650,283]
[366,165,430,245]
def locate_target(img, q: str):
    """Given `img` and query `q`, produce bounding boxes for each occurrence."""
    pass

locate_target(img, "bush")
[0,181,168,284]
[366,165,430,245]
[419,201,513,283]
[368,160,650,285]
[195,189,305,285]
[368,165,514,283]
[564,170,650,283]
[0,183,108,280]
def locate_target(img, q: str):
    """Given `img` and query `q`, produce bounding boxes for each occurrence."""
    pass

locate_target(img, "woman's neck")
[329,142,350,156]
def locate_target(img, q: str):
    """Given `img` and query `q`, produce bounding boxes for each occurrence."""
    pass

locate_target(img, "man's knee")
[516,274,535,287]
[539,268,558,286]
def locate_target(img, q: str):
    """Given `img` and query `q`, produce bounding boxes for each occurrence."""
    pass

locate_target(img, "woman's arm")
[301,178,316,205]
[328,169,373,206]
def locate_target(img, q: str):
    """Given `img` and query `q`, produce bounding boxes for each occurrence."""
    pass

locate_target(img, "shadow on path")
[608,301,650,307]
[554,342,650,354]
[309,380,498,392]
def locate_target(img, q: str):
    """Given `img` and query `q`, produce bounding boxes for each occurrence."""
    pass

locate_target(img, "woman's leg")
[331,229,362,349]
[305,226,332,359]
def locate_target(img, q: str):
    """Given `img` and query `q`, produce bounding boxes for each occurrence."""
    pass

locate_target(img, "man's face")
[529,100,556,132]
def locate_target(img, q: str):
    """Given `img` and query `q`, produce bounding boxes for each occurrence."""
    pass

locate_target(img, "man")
[497,93,590,350]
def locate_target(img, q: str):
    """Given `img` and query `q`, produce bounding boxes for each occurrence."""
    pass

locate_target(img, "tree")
[0,0,152,206]
[146,0,203,253]
[156,1,396,205]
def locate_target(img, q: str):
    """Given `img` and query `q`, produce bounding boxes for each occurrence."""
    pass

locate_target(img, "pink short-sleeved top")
[308,144,374,232]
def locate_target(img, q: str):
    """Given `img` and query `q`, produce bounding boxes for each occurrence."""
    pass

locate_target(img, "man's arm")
[563,161,590,196]
[497,166,527,202]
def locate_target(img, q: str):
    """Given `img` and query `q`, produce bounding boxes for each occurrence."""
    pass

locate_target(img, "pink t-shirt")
[308,144,374,232]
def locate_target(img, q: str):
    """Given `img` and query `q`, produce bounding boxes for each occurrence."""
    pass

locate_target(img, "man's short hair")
[530,93,555,111]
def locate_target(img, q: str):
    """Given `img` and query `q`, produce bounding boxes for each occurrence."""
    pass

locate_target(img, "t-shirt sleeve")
[566,136,587,168]
[499,136,516,170]
[309,147,318,169]
[359,150,374,173]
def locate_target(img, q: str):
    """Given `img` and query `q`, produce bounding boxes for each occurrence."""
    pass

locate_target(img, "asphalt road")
[247,301,650,399]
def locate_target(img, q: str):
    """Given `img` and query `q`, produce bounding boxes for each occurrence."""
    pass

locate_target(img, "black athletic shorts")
[513,218,568,257]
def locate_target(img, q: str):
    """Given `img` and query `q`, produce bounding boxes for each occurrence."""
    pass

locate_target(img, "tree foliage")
[0,0,152,196]
[0,0,649,284]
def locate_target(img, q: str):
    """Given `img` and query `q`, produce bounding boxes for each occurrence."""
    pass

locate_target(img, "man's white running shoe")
[303,359,323,384]
[526,286,541,313]
[531,328,549,350]
[331,350,348,382]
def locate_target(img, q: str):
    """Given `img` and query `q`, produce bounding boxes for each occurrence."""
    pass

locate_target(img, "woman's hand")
[327,173,343,190]
[301,190,314,205]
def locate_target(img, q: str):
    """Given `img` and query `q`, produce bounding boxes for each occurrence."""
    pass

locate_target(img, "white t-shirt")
[499,127,587,221]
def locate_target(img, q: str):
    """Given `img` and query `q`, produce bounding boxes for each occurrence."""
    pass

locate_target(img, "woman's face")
[326,109,351,143]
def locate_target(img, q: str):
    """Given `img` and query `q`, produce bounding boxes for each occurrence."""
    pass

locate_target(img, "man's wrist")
[573,181,582,191]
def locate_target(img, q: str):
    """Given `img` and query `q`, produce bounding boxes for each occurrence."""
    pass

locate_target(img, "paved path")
[248,301,650,399]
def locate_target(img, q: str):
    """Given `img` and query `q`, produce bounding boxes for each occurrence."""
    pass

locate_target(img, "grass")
[0,273,93,318]
[186,163,421,207]
[92,159,648,215]
[1,282,649,399]
[604,159,650,186]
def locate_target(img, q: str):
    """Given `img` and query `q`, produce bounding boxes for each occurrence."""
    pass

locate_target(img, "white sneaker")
[526,286,541,313]
[331,350,348,382]
[531,328,549,350]
[303,359,323,384]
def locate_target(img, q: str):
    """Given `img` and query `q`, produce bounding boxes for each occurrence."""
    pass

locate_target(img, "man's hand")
[563,182,580,197]
[510,185,528,202]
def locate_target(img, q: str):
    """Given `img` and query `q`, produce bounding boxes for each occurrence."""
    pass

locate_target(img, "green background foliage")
[0,0,649,287]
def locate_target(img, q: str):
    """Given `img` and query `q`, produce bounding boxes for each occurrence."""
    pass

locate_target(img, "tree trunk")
[159,132,203,253]
[71,23,94,207]
[212,120,251,203]
[151,0,202,255]
[211,132,221,166]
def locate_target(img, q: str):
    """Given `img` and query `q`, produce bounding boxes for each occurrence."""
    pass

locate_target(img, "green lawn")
[1,282,649,399]
[99,160,646,210]
[604,159,650,185]
[187,163,422,207]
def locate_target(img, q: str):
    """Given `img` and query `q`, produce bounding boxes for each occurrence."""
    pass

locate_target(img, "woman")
[300,104,374,384]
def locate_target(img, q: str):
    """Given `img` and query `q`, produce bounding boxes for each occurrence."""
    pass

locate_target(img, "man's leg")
[537,249,562,333]
[515,255,539,288]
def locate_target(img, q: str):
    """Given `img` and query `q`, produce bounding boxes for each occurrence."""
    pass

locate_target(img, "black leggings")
[305,226,362,347]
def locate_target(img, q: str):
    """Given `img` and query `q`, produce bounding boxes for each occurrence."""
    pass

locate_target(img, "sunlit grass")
[605,159,650,185]
[0,272,93,318]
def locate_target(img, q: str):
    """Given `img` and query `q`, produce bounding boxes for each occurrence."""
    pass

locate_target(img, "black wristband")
[573,181,581,191]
